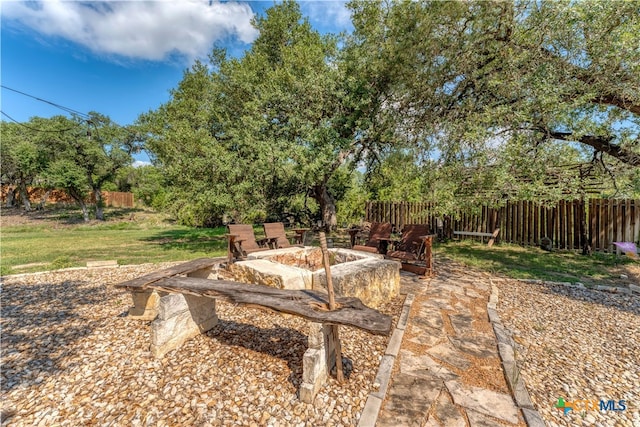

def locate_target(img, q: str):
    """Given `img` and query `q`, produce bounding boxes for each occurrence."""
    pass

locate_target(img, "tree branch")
[536,47,640,115]
[549,131,640,166]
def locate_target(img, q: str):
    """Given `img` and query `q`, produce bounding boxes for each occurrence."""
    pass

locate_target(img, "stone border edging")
[488,279,546,427]
[357,293,415,427]
[0,262,174,280]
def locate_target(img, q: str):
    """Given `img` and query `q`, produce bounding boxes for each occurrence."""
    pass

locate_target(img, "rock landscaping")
[1,263,402,426]
[1,259,638,426]
[495,278,640,427]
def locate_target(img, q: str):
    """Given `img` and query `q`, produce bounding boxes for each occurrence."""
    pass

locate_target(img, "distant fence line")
[365,199,640,253]
[1,186,135,208]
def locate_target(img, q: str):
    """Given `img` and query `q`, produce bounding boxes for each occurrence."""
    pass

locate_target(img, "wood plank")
[634,200,640,243]
[147,277,393,336]
[115,258,224,289]
[625,199,632,242]
[599,199,605,251]
[453,231,495,237]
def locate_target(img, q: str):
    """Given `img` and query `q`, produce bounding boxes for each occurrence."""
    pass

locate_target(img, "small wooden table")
[346,228,362,248]
[293,229,309,244]
[376,236,399,255]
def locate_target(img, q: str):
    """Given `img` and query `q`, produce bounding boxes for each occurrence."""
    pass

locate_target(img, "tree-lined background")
[3,0,639,230]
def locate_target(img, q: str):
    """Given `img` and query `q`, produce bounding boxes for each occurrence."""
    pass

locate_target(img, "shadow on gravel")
[204,320,307,391]
[0,280,108,393]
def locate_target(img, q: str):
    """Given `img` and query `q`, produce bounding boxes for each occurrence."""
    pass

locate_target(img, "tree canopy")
[347,0,640,203]
[5,0,639,226]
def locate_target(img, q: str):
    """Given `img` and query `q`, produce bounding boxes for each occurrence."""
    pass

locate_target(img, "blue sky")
[1,1,352,164]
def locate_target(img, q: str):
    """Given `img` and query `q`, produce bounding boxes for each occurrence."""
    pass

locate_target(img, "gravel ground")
[495,279,640,427]
[1,264,402,426]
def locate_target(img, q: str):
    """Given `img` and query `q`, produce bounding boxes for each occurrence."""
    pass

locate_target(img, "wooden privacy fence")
[1,186,135,208]
[96,191,135,208]
[364,199,640,253]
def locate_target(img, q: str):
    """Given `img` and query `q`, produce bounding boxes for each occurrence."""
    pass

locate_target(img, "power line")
[1,110,77,133]
[1,84,91,120]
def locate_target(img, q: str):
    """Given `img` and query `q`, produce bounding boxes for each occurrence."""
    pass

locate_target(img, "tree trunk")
[36,190,51,211]
[312,184,337,232]
[93,188,105,221]
[68,188,90,222]
[5,186,16,208]
[18,182,32,212]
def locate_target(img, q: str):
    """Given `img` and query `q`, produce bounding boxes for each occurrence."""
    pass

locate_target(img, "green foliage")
[335,171,368,226]
[50,256,73,270]
[347,0,640,205]
[119,165,168,208]
[140,1,359,228]
[0,264,13,276]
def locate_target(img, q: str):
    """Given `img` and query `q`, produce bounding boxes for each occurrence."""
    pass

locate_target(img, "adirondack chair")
[386,224,435,276]
[352,222,393,254]
[263,222,303,249]
[226,224,269,262]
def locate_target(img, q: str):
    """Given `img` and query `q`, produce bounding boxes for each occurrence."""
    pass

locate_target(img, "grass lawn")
[437,240,639,286]
[1,206,637,285]
[0,207,229,275]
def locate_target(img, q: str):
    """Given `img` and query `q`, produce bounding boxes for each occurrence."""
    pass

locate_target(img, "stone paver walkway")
[373,263,527,427]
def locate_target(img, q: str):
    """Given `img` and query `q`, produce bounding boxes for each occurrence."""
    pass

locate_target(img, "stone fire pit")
[228,247,400,308]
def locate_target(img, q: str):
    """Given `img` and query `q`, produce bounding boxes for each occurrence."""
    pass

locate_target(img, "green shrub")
[50,256,73,270]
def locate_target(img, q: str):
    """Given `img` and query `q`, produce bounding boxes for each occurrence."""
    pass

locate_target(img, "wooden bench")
[115,258,392,403]
[453,228,500,247]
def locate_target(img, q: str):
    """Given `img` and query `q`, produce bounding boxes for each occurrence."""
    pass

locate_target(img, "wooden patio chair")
[263,222,303,249]
[352,222,393,254]
[386,224,435,276]
[226,224,270,262]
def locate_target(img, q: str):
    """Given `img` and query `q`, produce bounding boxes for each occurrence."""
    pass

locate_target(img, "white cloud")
[299,1,352,32]
[2,0,258,61]
[132,160,152,168]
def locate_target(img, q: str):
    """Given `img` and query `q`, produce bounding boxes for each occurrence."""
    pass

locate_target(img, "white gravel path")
[1,264,402,426]
[495,279,640,427]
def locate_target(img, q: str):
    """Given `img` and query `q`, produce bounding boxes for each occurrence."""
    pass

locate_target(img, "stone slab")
[381,373,441,413]
[399,349,458,381]
[397,303,412,330]
[487,307,500,324]
[406,324,444,348]
[466,409,508,427]
[87,260,118,268]
[150,294,217,358]
[492,322,514,346]
[357,395,383,427]
[512,378,534,409]
[416,307,444,329]
[448,313,474,336]
[445,381,520,425]
[465,288,484,299]
[449,336,499,359]
[427,342,471,371]
[385,328,404,357]
[312,258,400,308]
[128,290,160,320]
[420,297,454,311]
[300,348,327,403]
[521,407,546,427]
[230,259,312,290]
[372,355,395,399]
[150,309,218,358]
[435,392,466,427]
